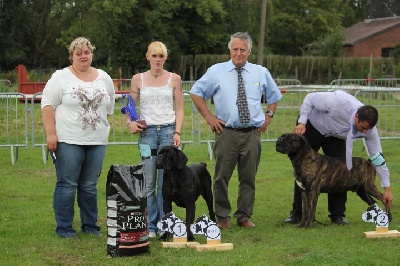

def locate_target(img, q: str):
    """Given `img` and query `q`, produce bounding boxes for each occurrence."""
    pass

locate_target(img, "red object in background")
[16,64,46,94]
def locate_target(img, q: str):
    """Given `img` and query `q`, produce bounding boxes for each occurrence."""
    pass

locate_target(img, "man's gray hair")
[228,32,252,53]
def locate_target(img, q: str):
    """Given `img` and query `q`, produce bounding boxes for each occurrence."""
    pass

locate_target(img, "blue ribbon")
[121,94,139,121]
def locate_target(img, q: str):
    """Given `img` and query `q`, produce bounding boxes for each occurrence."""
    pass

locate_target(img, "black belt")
[223,125,258,133]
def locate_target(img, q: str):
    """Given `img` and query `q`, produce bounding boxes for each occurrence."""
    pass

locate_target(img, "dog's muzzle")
[275,137,286,153]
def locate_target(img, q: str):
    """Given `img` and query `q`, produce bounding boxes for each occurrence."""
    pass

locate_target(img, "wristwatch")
[266,110,274,118]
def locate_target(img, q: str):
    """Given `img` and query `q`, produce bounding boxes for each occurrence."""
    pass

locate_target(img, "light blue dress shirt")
[298,90,390,187]
[190,60,282,128]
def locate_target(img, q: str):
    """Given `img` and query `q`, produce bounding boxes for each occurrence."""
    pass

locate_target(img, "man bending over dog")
[284,90,393,225]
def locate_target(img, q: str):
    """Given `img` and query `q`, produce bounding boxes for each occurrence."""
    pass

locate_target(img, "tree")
[0,0,30,69]
[365,0,400,19]
[268,0,345,55]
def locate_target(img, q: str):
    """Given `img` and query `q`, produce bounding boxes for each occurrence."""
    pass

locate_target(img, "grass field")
[1,138,399,265]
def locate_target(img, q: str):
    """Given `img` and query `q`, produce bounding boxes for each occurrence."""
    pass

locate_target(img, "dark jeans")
[290,120,347,219]
[138,123,175,234]
[53,143,106,237]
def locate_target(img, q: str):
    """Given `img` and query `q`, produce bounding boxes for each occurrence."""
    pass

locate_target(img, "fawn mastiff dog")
[276,133,391,228]
[155,146,216,241]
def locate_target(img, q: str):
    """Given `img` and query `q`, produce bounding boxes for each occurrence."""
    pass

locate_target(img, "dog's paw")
[298,220,307,228]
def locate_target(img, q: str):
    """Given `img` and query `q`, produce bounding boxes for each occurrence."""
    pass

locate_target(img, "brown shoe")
[217,220,232,229]
[239,220,256,228]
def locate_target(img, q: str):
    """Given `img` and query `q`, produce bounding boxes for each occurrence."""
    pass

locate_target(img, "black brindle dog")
[156,146,216,241]
[276,133,391,228]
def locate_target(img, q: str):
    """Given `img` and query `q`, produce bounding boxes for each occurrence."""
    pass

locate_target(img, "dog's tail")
[199,162,207,167]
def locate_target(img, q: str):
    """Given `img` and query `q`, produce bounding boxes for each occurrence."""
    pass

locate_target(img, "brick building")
[343,16,400,58]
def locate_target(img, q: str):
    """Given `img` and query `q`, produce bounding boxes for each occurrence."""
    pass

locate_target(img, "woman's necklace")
[149,70,164,79]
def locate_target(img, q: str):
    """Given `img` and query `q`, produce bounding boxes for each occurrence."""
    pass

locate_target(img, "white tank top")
[139,73,175,125]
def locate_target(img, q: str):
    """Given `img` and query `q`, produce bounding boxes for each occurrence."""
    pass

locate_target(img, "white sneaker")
[148,232,156,238]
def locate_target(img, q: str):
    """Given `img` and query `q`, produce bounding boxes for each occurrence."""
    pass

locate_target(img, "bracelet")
[174,132,181,136]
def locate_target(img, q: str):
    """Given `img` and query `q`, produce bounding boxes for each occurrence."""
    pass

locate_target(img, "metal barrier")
[199,87,400,160]
[2,79,400,164]
[354,89,400,140]
[109,88,196,147]
[330,78,400,90]
[0,93,29,164]
[198,79,305,159]
[30,87,197,163]
[31,93,48,163]
[275,78,302,90]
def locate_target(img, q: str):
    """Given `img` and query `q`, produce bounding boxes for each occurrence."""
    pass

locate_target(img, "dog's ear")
[160,147,174,170]
[176,148,188,169]
[300,136,309,148]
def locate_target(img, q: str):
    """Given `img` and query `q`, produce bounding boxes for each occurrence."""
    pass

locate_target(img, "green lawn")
[1,139,399,265]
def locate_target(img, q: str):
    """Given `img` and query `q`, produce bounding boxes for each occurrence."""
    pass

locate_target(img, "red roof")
[344,17,400,45]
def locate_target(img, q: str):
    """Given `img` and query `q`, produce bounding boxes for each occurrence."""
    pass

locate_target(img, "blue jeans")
[139,124,175,234]
[52,142,106,237]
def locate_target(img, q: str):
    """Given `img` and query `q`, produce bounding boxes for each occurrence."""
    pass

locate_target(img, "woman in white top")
[127,41,184,238]
[41,37,115,238]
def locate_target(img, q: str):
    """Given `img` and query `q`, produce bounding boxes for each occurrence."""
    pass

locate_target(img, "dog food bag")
[106,164,149,257]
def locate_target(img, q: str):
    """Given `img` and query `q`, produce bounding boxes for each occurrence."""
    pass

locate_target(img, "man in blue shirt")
[284,90,393,225]
[190,32,282,229]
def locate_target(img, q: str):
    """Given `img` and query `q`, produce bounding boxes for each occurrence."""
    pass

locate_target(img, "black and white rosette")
[157,212,187,238]
[362,203,389,227]
[190,214,221,240]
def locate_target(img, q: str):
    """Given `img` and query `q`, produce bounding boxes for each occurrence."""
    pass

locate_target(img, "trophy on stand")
[362,203,400,238]
[157,212,200,248]
[190,215,233,251]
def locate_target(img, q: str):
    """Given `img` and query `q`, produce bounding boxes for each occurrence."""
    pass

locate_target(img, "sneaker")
[238,220,256,228]
[331,217,349,225]
[148,232,157,238]
[284,215,301,224]
[217,220,232,229]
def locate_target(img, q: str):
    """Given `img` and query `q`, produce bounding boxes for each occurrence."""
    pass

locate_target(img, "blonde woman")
[42,37,115,238]
[127,41,184,238]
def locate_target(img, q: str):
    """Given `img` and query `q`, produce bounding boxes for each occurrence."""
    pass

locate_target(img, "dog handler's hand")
[294,123,306,136]
[127,121,147,134]
[206,115,225,134]
[173,132,181,147]
[259,114,272,133]
[383,187,393,209]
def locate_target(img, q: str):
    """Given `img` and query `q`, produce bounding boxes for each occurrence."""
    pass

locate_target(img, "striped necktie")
[236,68,250,125]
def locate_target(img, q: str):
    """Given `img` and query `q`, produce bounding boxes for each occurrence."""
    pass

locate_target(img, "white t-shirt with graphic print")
[41,67,115,145]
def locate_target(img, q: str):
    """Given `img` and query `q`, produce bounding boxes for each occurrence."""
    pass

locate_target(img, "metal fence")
[1,78,400,164]
[0,93,29,164]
